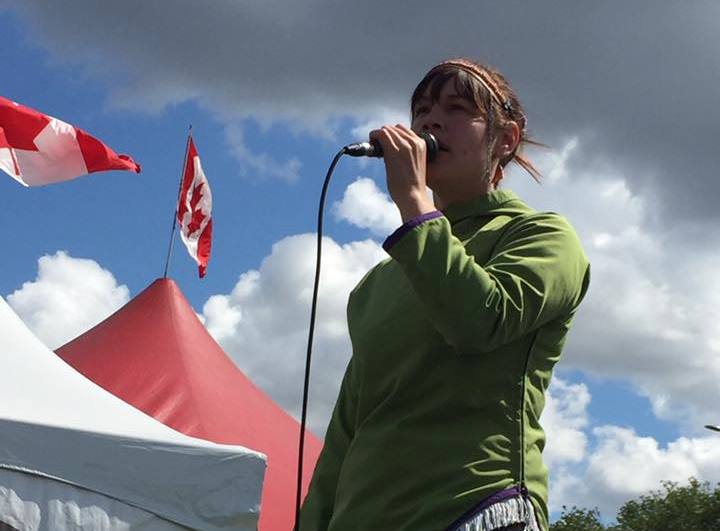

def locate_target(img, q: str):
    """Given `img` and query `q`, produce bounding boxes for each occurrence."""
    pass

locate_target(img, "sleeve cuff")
[383,210,444,252]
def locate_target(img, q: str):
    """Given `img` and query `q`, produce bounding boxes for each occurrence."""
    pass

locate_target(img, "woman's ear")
[496,121,521,161]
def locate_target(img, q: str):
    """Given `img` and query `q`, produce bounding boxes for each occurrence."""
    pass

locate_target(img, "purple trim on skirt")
[445,486,525,531]
[382,210,443,252]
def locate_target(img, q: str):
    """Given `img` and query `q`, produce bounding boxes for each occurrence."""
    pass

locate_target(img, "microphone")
[343,132,439,162]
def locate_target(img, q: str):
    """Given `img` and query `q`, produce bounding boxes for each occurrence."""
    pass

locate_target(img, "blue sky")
[3,2,720,521]
[1,9,367,297]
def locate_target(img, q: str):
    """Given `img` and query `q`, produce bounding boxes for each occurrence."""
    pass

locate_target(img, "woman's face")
[411,79,490,191]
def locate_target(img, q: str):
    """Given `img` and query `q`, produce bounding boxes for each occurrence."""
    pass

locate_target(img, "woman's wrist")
[396,195,436,223]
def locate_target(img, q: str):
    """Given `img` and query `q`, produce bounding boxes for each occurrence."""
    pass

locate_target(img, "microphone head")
[419,132,439,162]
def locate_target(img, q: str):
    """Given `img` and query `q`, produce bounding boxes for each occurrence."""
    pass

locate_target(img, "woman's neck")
[432,159,500,210]
[433,180,495,211]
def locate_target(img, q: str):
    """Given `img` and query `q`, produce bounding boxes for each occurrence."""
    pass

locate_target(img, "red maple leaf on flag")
[187,182,208,235]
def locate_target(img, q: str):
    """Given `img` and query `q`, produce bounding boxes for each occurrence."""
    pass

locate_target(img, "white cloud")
[201,233,386,436]
[6,251,129,349]
[332,177,401,236]
[202,293,242,341]
[543,379,590,468]
[541,378,593,516]
[524,377,720,519]
[507,138,720,430]
[224,125,301,183]
[553,424,720,518]
[541,379,720,519]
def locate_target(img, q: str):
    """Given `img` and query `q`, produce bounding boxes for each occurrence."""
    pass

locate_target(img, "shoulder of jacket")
[506,210,578,233]
[493,211,586,257]
[349,256,392,296]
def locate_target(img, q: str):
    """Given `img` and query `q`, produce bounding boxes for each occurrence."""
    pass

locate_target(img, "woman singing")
[300,57,591,531]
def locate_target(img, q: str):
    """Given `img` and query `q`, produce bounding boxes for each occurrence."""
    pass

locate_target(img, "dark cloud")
[5,1,719,221]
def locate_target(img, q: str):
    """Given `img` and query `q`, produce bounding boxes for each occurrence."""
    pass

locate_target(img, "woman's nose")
[419,107,444,132]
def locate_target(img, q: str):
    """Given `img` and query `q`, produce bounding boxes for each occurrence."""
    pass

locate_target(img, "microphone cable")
[293,133,437,530]
[293,146,345,531]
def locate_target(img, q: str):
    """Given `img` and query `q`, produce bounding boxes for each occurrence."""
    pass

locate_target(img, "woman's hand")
[369,124,436,222]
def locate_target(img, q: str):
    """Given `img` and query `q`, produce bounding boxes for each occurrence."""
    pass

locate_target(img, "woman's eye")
[414,107,429,116]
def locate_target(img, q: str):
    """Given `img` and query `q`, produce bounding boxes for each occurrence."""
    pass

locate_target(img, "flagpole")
[162,125,193,279]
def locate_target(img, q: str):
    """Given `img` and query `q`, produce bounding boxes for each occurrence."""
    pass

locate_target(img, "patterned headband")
[429,60,515,117]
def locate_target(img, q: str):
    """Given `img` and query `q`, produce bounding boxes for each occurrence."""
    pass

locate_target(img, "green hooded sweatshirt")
[300,189,591,531]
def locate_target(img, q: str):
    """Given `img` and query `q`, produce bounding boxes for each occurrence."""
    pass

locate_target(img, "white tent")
[0,297,267,531]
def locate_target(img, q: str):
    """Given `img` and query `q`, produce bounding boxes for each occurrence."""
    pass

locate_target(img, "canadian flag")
[0,96,140,186]
[177,137,212,278]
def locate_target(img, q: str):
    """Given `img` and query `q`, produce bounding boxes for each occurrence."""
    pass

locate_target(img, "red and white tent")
[0,295,266,531]
[56,278,323,531]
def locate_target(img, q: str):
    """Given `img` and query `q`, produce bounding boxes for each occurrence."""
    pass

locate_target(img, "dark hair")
[411,58,543,186]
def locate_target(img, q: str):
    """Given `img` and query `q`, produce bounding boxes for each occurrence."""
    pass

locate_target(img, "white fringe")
[452,495,540,531]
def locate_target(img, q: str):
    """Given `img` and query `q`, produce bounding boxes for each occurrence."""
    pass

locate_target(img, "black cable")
[293,147,348,531]
[291,135,436,529]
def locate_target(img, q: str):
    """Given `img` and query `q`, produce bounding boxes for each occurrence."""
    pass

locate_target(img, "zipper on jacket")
[519,330,540,489]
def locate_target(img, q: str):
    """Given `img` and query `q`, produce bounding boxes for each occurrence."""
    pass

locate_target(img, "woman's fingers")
[370,125,424,157]
[394,123,418,140]
[369,127,400,154]
[393,124,427,157]
[370,125,426,176]
[380,125,425,158]
[375,125,427,186]
[369,124,433,221]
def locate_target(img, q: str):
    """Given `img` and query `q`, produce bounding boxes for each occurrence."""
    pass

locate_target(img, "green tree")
[549,477,720,531]
[550,506,607,531]
[615,477,720,531]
